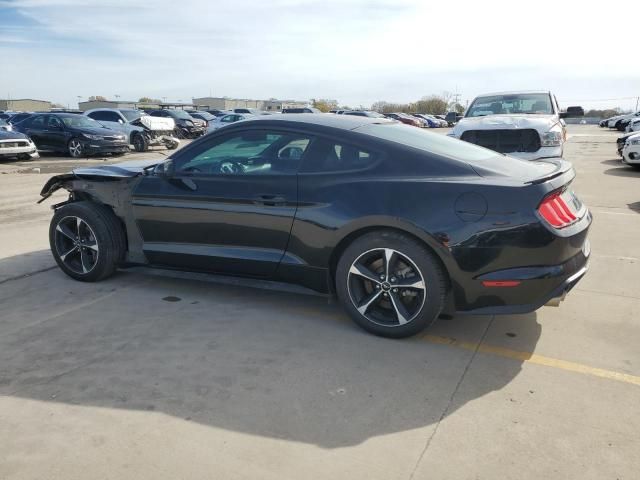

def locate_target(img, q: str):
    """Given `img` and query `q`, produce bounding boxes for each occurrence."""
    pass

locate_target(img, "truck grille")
[461,129,541,154]
[0,141,29,148]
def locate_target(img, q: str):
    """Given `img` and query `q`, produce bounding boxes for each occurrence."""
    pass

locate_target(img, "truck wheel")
[132,134,148,152]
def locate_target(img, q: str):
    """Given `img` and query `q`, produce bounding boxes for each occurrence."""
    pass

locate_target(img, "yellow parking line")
[422,335,640,387]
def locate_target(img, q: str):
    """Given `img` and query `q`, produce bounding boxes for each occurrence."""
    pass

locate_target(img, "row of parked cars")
[600,111,640,132]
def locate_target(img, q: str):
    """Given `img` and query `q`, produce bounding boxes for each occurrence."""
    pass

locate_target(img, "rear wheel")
[49,201,126,282]
[336,231,447,338]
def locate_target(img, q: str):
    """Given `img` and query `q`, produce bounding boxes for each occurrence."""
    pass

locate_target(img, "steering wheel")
[219,161,244,174]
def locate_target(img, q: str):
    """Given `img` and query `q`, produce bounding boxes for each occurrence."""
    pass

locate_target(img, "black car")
[148,109,206,138]
[39,114,591,338]
[187,111,216,125]
[14,113,128,158]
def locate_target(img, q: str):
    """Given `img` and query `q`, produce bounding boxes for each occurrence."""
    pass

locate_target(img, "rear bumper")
[455,239,590,316]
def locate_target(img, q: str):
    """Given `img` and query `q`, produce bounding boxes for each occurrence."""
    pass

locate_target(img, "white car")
[0,129,39,161]
[625,117,640,133]
[207,113,254,133]
[449,91,566,160]
[621,132,640,167]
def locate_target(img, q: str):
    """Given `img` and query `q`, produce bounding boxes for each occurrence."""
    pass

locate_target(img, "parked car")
[0,119,12,131]
[233,108,263,115]
[85,108,179,152]
[0,129,39,161]
[342,110,386,118]
[617,131,640,157]
[621,133,640,168]
[207,113,254,132]
[206,109,231,117]
[449,91,567,160]
[565,106,585,118]
[14,113,128,158]
[412,114,439,128]
[383,112,422,127]
[626,117,640,133]
[445,111,463,125]
[39,114,591,338]
[147,109,206,139]
[187,111,216,126]
[282,107,322,113]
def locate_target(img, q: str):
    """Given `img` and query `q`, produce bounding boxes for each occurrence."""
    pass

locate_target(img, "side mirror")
[155,160,175,177]
[559,112,568,119]
[118,119,124,124]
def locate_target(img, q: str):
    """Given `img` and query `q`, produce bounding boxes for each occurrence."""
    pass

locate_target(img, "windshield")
[60,115,101,128]
[120,110,143,121]
[466,93,553,117]
[355,122,501,163]
[192,112,214,120]
[168,110,194,120]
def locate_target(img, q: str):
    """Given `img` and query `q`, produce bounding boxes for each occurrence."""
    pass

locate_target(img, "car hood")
[39,158,165,199]
[453,114,560,135]
[75,126,124,136]
[0,130,29,141]
[71,158,164,177]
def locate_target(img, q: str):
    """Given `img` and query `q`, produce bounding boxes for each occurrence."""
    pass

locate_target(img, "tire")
[17,153,33,161]
[68,138,84,158]
[49,201,126,282]
[132,133,148,152]
[335,230,447,338]
[166,141,178,150]
[111,151,127,157]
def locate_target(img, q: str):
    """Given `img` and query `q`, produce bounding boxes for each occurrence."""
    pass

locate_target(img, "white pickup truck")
[449,91,566,160]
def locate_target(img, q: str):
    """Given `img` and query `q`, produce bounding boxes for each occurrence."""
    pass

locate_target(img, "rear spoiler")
[525,159,575,186]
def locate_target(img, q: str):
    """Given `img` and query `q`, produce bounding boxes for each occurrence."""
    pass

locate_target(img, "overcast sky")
[1,0,639,111]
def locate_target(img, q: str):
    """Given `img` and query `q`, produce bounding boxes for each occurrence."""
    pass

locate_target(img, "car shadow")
[603,165,640,177]
[0,250,541,448]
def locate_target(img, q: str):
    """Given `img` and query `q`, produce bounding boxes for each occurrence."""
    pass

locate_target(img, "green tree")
[311,98,338,112]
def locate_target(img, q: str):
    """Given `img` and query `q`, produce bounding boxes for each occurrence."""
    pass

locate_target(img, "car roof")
[228,112,394,130]
[473,90,551,97]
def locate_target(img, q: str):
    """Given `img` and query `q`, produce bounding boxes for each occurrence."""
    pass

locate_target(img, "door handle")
[253,194,287,206]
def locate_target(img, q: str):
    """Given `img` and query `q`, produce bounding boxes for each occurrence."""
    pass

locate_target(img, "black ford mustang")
[40,114,591,338]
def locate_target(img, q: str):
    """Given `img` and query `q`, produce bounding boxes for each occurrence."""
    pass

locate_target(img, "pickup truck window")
[466,93,553,117]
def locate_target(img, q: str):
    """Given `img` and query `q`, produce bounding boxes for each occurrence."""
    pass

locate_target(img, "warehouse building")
[78,99,138,111]
[0,98,51,112]
[192,97,308,112]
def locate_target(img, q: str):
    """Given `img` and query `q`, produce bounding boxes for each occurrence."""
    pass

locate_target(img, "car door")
[21,114,47,148]
[44,115,68,151]
[130,128,313,277]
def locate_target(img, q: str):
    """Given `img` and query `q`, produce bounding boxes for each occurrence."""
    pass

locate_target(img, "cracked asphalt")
[0,126,639,479]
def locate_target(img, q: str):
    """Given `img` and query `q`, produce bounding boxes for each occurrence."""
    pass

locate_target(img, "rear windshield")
[466,93,553,117]
[355,122,501,162]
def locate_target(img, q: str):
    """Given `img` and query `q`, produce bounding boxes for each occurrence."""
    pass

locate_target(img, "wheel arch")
[327,223,453,294]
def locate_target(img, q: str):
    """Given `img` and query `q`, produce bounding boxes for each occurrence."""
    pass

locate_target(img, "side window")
[30,115,45,129]
[176,130,312,176]
[47,116,63,129]
[301,139,379,173]
[88,111,108,121]
[103,111,122,122]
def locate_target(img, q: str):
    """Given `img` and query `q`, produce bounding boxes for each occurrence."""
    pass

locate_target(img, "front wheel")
[49,202,126,282]
[68,138,84,158]
[132,133,148,152]
[335,231,447,338]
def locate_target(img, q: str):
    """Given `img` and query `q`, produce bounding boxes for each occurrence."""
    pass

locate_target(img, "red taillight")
[537,190,580,229]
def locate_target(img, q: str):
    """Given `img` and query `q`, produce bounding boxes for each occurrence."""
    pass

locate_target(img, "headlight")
[184,120,194,126]
[540,130,563,147]
[82,133,102,140]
